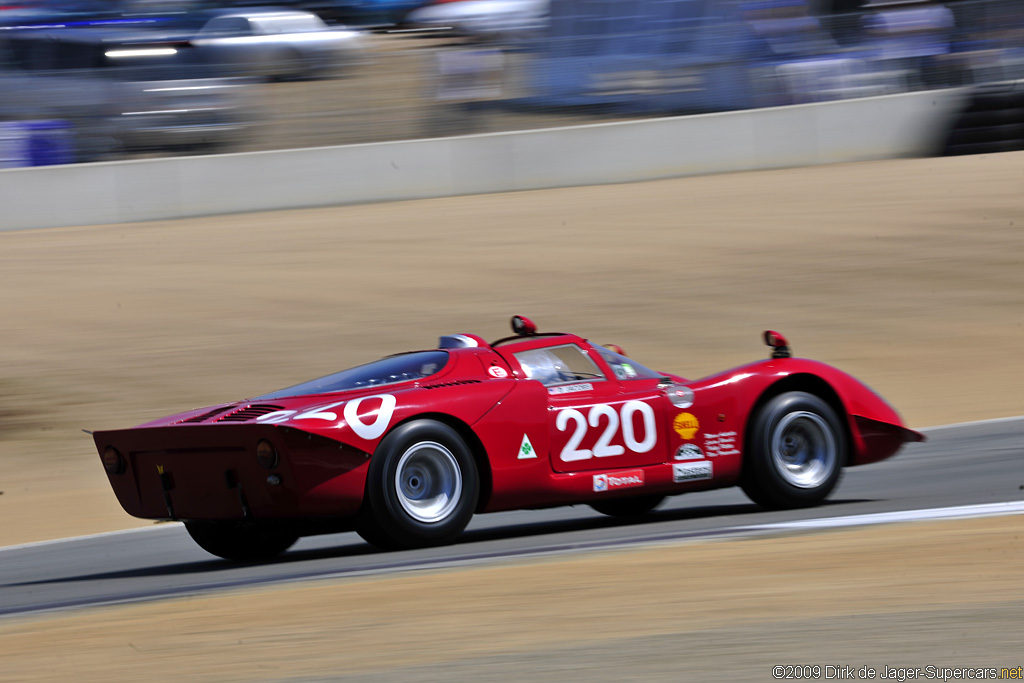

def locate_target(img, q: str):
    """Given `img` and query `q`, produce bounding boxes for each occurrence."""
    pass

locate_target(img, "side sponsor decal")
[673,461,713,483]
[593,469,645,492]
[704,431,739,457]
[518,433,537,459]
[673,412,700,440]
[488,366,508,378]
[549,383,593,395]
[674,443,704,460]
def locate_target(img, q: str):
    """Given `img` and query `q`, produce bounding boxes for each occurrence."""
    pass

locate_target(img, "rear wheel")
[357,420,479,550]
[590,494,665,518]
[184,521,298,561]
[741,391,844,509]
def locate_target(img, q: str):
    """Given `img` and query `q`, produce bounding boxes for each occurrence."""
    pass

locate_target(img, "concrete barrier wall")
[0,89,965,231]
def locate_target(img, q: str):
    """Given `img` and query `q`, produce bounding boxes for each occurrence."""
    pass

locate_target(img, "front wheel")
[184,521,298,561]
[740,391,845,509]
[358,420,479,550]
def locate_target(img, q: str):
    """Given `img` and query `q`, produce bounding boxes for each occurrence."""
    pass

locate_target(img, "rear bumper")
[94,425,370,521]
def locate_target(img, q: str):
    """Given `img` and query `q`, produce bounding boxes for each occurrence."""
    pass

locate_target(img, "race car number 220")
[556,401,656,462]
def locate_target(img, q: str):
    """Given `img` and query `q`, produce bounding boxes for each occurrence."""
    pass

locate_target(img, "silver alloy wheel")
[394,441,463,523]
[770,411,837,488]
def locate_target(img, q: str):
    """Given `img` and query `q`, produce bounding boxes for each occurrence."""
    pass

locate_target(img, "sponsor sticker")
[549,383,593,395]
[673,412,700,440]
[518,433,537,459]
[704,431,740,457]
[488,366,509,379]
[593,469,645,492]
[674,443,704,460]
[673,461,712,482]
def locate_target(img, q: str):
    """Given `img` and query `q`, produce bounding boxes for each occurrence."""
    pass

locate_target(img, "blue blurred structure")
[0,120,74,167]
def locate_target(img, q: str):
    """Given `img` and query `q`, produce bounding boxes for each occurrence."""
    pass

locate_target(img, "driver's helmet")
[517,349,570,385]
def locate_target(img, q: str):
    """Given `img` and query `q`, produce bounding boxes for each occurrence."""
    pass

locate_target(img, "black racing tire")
[590,494,666,518]
[184,521,298,561]
[359,420,479,550]
[740,391,845,510]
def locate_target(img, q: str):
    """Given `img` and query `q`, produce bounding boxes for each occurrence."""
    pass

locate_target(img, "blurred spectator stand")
[859,0,955,86]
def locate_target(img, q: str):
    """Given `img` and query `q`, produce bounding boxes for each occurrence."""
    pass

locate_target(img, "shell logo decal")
[673,412,699,440]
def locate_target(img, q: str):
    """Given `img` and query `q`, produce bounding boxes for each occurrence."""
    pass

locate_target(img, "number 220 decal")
[556,401,656,462]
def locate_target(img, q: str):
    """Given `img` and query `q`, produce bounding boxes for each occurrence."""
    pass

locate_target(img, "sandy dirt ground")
[0,152,1023,679]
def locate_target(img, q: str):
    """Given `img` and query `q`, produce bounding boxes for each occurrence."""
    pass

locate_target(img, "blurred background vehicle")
[1,0,1022,164]
[404,0,550,39]
[176,8,364,80]
[0,26,254,163]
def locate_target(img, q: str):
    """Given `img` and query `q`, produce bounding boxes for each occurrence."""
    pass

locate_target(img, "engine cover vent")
[218,404,286,422]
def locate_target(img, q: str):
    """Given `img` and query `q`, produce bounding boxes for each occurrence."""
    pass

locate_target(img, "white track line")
[754,501,1024,530]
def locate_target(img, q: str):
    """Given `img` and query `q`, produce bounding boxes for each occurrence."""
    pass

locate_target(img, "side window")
[513,344,603,387]
[202,17,248,36]
[227,18,253,35]
[594,345,663,381]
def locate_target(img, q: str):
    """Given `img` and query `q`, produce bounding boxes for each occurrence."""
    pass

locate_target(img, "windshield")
[512,344,603,386]
[255,351,449,400]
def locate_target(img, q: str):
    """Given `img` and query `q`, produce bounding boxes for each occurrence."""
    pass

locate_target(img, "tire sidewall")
[366,420,479,546]
[747,392,845,507]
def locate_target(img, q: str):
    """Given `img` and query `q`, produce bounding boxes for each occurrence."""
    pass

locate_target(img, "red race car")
[93,316,923,560]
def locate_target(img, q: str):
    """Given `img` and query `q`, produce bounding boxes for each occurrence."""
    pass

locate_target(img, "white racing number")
[256,394,398,441]
[343,394,397,440]
[556,401,656,462]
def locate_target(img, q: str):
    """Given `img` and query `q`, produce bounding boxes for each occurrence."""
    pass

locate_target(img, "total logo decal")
[256,394,397,441]
[673,461,713,483]
[593,469,645,492]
